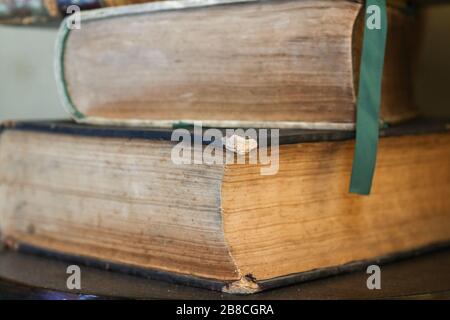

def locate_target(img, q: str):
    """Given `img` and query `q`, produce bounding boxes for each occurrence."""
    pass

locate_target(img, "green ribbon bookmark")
[349,0,388,195]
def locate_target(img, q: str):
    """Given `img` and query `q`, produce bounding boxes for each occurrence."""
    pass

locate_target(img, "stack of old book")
[0,0,449,294]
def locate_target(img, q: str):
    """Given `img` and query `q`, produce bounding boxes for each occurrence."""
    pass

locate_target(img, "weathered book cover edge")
[3,238,450,294]
[1,119,449,144]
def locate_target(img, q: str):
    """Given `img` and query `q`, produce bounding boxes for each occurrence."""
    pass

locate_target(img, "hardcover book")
[1,120,449,293]
[55,0,417,129]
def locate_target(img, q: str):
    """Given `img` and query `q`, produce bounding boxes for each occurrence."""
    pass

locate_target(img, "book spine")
[0,0,159,25]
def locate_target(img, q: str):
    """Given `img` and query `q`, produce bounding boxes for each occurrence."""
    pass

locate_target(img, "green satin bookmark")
[349,0,388,195]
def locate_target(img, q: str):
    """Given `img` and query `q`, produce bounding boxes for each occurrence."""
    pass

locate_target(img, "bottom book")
[0,120,449,294]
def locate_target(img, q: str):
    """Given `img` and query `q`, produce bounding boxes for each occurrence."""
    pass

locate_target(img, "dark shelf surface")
[1,247,450,300]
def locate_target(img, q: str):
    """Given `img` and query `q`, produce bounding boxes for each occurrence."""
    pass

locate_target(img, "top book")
[55,0,417,129]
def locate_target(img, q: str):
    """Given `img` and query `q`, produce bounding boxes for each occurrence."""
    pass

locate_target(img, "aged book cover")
[0,120,449,293]
[55,0,417,129]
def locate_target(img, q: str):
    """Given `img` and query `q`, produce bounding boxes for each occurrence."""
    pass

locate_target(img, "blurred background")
[413,5,450,117]
[0,4,449,121]
[0,26,67,120]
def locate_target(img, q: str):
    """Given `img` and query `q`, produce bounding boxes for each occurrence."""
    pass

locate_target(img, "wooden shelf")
[1,248,450,299]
